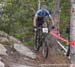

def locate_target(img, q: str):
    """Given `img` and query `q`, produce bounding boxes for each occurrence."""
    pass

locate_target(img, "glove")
[51,26,55,29]
[33,26,37,32]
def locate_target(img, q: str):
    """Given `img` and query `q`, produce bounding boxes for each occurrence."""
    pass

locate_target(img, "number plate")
[42,28,48,33]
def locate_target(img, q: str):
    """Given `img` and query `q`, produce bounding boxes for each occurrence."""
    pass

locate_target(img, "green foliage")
[0,0,37,45]
[0,0,70,46]
[60,0,70,45]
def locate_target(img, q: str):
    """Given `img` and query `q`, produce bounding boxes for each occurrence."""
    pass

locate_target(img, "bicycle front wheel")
[42,41,48,59]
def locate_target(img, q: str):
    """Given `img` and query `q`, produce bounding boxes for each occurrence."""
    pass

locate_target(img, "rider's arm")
[34,10,40,27]
[46,10,54,26]
[33,16,38,27]
[49,15,54,26]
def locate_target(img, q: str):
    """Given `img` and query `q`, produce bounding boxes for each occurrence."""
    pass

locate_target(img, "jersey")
[35,9,51,17]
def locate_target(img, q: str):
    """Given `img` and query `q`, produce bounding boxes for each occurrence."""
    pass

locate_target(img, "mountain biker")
[33,5,55,31]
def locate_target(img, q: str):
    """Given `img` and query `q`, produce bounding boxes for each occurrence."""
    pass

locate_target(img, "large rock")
[0,31,21,44]
[0,44,7,55]
[0,31,8,37]
[14,44,36,59]
[0,61,5,67]
[9,36,21,44]
[0,37,10,45]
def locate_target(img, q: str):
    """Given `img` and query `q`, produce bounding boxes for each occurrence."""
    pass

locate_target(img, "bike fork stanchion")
[34,32,39,51]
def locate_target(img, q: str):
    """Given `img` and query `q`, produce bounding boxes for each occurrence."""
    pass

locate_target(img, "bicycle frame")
[34,22,49,58]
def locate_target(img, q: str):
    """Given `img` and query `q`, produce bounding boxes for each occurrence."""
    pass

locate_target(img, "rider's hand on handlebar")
[51,26,55,29]
[33,26,37,32]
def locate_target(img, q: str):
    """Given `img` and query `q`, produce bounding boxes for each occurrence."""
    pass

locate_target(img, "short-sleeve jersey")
[35,9,51,17]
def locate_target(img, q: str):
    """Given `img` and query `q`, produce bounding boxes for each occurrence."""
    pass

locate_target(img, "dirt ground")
[1,45,69,67]
[0,36,70,67]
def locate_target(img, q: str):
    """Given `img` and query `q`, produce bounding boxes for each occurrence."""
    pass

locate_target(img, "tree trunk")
[38,0,41,9]
[52,0,60,30]
[70,0,75,66]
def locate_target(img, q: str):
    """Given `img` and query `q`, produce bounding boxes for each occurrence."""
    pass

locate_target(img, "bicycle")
[34,22,49,58]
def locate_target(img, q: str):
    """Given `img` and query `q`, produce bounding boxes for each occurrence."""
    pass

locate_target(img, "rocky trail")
[0,31,69,67]
[2,44,69,67]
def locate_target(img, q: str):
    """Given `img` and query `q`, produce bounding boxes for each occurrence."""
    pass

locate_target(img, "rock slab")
[14,44,36,59]
[0,44,7,55]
